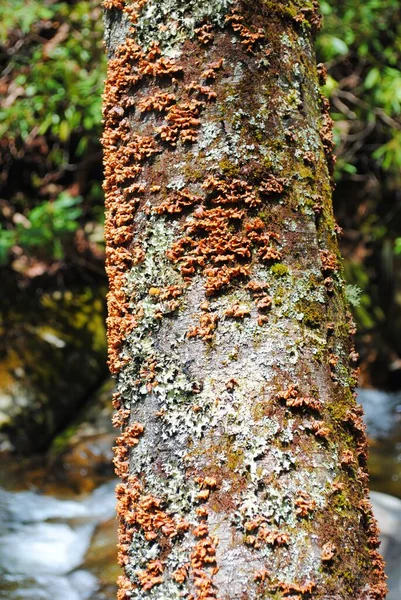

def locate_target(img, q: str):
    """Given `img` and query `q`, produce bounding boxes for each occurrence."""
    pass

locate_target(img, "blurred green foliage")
[317,0,401,177]
[316,1,401,363]
[0,0,104,146]
[0,194,83,265]
[0,0,104,272]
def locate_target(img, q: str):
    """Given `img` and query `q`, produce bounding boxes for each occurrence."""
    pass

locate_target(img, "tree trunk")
[102,1,387,598]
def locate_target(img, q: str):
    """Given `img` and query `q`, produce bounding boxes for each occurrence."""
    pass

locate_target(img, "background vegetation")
[1,0,401,453]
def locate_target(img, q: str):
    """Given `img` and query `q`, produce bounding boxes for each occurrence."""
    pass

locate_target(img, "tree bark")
[102,1,387,599]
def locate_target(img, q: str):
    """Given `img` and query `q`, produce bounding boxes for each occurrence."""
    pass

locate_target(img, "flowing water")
[0,388,400,599]
[358,388,401,498]
[0,482,118,599]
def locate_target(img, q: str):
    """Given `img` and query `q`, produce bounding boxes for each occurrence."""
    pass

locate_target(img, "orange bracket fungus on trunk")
[102,1,387,598]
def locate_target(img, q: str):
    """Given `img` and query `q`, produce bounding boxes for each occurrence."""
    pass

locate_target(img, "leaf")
[329,36,349,56]
[0,227,15,265]
[364,68,380,89]
[59,120,70,142]
[394,238,401,256]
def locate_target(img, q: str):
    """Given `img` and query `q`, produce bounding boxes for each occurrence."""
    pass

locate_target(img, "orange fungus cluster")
[164,176,283,302]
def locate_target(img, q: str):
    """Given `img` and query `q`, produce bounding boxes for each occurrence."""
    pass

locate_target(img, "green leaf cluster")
[0,193,83,265]
[0,1,105,268]
[0,0,105,145]
[318,0,401,176]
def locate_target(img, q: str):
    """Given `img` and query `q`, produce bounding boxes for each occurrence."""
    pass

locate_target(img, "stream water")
[0,482,117,599]
[0,388,400,599]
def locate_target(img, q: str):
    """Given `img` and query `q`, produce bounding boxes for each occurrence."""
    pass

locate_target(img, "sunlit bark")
[102,1,387,598]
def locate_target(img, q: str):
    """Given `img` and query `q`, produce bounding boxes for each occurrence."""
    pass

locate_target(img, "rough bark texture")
[102,1,387,599]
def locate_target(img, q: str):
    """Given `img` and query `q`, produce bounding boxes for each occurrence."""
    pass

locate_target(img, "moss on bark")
[102,1,387,599]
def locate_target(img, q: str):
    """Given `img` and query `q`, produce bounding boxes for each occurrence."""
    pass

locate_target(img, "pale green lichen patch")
[125,217,181,296]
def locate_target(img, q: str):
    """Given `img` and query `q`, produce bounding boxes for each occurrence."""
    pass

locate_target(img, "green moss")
[219,158,240,177]
[296,301,321,328]
[286,89,301,108]
[228,349,239,361]
[183,163,204,181]
[312,346,325,363]
[337,322,351,337]
[261,1,298,19]
[262,155,274,170]
[257,210,269,222]
[252,401,269,421]
[296,163,314,181]
[226,447,244,470]
[259,0,318,30]
[332,491,351,514]
[50,422,80,455]
[253,129,264,143]
[327,393,352,423]
[270,263,289,277]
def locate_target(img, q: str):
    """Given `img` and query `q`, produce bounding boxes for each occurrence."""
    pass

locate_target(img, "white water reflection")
[0,482,116,600]
[0,571,97,600]
[0,523,95,575]
[358,387,401,438]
